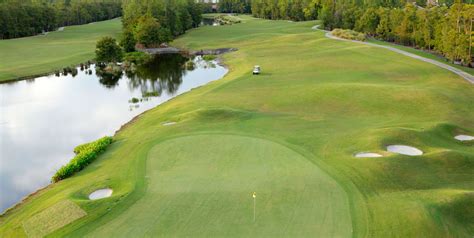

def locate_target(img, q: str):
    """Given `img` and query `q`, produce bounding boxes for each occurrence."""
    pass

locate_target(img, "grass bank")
[0,18,122,82]
[1,16,473,237]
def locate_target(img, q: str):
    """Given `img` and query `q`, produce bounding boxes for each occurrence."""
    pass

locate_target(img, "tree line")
[0,0,122,39]
[120,0,203,50]
[250,0,473,66]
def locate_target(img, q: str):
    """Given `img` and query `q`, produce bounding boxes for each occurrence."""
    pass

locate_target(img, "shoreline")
[0,54,231,217]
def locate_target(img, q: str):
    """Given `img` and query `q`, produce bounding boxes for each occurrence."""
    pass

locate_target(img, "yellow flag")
[252,192,256,198]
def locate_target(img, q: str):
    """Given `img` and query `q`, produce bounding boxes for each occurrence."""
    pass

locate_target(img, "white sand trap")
[58,27,65,31]
[454,135,474,141]
[89,188,113,200]
[162,122,176,126]
[387,145,423,156]
[354,152,383,158]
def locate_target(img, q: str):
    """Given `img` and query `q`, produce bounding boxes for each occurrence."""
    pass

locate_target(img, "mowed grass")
[1,16,473,237]
[0,18,121,82]
[89,135,351,237]
[367,38,474,76]
[22,200,86,237]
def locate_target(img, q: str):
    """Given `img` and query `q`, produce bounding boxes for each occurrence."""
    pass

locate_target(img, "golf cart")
[253,65,260,75]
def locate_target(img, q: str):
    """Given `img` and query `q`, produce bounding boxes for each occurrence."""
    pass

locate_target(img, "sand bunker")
[386,145,423,156]
[162,122,176,126]
[354,152,383,158]
[454,135,474,141]
[89,188,113,200]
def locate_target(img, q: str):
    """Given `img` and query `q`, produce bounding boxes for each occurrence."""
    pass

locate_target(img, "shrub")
[202,55,217,61]
[52,136,113,182]
[95,37,123,63]
[123,52,151,65]
[129,97,140,103]
[331,28,366,41]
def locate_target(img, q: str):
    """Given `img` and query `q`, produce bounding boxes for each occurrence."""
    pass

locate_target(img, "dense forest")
[121,0,203,49]
[0,0,122,39]
[217,0,252,13]
[251,0,474,65]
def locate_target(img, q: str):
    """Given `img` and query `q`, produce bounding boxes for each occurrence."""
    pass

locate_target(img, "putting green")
[89,134,352,237]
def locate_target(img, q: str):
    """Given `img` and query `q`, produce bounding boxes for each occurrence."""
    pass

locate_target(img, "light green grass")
[22,200,86,238]
[1,15,473,237]
[89,135,351,237]
[367,38,474,76]
[0,18,122,82]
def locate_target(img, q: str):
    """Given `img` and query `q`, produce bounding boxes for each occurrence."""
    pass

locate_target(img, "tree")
[120,29,137,53]
[135,15,171,47]
[355,7,380,36]
[95,36,123,63]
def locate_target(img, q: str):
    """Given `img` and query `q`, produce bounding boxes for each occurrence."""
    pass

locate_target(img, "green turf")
[0,16,473,237]
[89,135,351,237]
[0,18,122,82]
[367,38,474,76]
[23,200,86,237]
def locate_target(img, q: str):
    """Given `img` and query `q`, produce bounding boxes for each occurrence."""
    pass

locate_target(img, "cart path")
[312,25,474,84]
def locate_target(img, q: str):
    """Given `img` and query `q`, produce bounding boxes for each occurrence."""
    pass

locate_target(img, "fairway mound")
[454,135,474,141]
[387,145,423,156]
[89,188,113,200]
[354,152,383,158]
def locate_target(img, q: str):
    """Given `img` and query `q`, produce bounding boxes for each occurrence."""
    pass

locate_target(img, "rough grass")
[0,16,473,237]
[0,18,122,82]
[22,200,86,238]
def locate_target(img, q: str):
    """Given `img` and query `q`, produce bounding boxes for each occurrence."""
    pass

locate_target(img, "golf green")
[89,135,351,237]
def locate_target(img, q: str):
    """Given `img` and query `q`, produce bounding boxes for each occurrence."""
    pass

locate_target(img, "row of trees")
[322,2,473,65]
[121,0,203,49]
[218,0,252,13]
[250,0,473,65]
[0,0,122,39]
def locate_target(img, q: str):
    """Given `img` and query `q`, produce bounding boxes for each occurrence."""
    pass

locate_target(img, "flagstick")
[252,192,256,222]
[253,196,256,222]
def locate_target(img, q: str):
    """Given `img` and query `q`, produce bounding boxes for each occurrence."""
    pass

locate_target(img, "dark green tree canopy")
[96,37,123,63]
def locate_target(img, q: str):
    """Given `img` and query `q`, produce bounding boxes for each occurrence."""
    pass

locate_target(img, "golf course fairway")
[1,16,473,237]
[0,18,121,82]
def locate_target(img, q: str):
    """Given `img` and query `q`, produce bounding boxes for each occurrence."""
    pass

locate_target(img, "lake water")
[0,55,227,212]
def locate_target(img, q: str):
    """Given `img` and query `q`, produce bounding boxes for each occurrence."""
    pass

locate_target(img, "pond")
[0,54,227,212]
[201,18,220,26]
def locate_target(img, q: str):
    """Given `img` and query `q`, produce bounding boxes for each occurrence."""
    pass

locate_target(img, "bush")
[123,52,151,65]
[331,28,366,41]
[214,14,241,25]
[202,55,217,61]
[96,37,123,63]
[52,136,113,182]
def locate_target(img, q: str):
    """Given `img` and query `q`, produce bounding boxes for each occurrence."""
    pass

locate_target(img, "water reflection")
[126,54,189,95]
[0,55,227,212]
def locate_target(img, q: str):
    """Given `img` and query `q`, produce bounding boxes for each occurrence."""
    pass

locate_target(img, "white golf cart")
[253,65,261,75]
